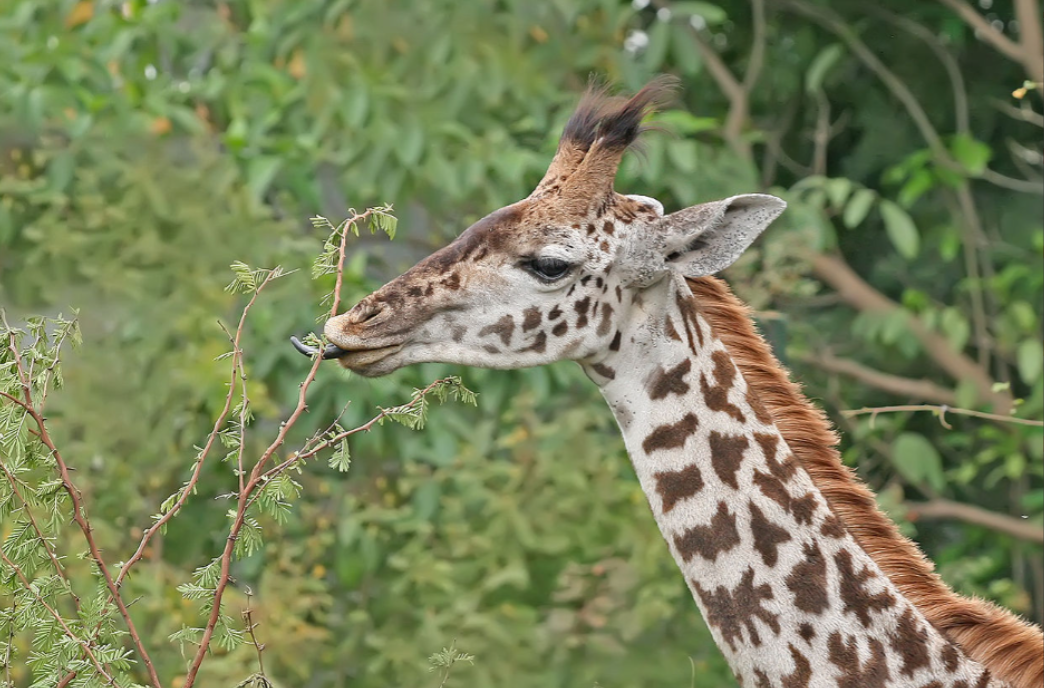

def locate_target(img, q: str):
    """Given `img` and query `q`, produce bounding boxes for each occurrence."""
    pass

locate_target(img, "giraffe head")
[294,78,785,376]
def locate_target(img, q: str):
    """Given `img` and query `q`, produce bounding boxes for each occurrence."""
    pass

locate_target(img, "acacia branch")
[810,253,1012,412]
[183,208,376,687]
[0,459,79,611]
[5,332,163,687]
[115,273,275,589]
[906,499,1044,543]
[0,551,115,684]
[798,351,958,406]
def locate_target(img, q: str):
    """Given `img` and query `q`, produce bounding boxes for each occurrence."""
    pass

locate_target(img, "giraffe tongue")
[289,336,350,360]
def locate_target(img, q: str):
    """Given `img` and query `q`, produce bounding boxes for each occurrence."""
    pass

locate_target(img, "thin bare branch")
[782,0,1043,195]
[653,0,753,160]
[841,404,1044,428]
[905,499,1044,543]
[936,0,1026,64]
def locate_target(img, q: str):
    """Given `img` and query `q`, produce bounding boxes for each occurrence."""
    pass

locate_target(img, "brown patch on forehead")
[422,204,526,272]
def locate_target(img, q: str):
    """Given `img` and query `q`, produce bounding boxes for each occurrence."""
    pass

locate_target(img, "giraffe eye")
[525,256,573,282]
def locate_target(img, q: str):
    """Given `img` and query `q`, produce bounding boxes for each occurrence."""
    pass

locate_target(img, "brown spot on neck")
[673,500,740,562]
[748,501,792,567]
[786,542,829,615]
[654,463,704,514]
[642,413,699,454]
[694,567,780,652]
[647,359,692,400]
[709,431,748,490]
[835,549,896,627]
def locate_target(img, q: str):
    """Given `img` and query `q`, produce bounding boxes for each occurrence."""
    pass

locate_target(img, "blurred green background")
[1,0,1041,686]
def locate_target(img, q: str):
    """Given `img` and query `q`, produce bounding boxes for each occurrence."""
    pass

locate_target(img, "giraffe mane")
[686,275,1044,688]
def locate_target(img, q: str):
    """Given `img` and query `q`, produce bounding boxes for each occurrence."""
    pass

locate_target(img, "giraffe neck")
[583,274,1002,688]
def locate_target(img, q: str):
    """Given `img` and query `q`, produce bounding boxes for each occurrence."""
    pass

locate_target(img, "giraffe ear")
[657,194,786,277]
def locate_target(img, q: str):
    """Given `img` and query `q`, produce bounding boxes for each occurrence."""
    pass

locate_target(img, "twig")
[905,499,1044,543]
[183,208,376,687]
[0,550,115,684]
[841,404,1044,428]
[866,6,969,134]
[255,376,459,488]
[243,588,266,677]
[5,330,163,687]
[115,274,275,589]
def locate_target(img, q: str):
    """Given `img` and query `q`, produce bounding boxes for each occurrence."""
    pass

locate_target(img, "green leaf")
[1017,339,1043,383]
[824,178,852,209]
[642,16,671,72]
[879,199,919,259]
[806,44,844,94]
[246,156,282,203]
[893,432,945,493]
[670,2,728,24]
[329,440,351,472]
[843,188,876,228]
[950,133,992,176]
[940,307,970,351]
[666,138,699,174]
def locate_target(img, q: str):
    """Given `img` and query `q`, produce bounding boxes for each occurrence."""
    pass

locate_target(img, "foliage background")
[0,0,1041,686]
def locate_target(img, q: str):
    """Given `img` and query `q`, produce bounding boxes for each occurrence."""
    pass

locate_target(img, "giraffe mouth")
[289,336,403,366]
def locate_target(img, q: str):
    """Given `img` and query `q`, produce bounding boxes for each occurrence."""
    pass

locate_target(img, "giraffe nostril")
[353,303,383,325]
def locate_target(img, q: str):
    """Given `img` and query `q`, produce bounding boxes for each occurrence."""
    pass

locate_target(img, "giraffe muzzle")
[289,336,350,360]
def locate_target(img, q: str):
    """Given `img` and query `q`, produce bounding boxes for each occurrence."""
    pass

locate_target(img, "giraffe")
[292,78,1044,687]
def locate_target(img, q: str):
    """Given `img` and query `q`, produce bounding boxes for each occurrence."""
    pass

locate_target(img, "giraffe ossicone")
[297,78,1043,688]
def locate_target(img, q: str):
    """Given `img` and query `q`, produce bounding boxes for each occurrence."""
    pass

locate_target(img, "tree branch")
[809,253,1013,412]
[906,499,1044,543]
[797,351,958,406]
[1014,0,1044,86]
[936,0,1026,64]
